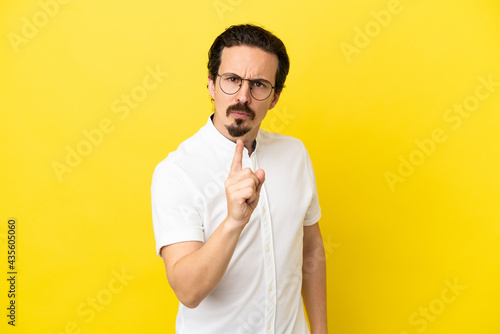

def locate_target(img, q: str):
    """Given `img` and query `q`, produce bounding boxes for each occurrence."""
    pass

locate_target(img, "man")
[151,24,327,333]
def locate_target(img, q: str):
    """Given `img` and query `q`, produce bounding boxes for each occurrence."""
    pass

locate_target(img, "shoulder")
[259,129,303,145]
[154,125,208,170]
[152,129,206,184]
[258,129,308,155]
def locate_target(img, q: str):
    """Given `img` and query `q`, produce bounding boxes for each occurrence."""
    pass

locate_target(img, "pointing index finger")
[230,139,243,174]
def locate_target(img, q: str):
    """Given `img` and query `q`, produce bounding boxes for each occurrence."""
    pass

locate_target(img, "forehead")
[219,45,278,82]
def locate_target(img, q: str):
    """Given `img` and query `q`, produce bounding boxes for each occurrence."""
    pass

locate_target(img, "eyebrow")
[224,72,272,82]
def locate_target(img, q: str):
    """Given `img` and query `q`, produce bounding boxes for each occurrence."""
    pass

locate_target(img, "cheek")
[255,107,269,121]
[214,97,228,114]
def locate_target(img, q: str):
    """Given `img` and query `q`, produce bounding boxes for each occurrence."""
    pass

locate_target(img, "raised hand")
[224,139,265,228]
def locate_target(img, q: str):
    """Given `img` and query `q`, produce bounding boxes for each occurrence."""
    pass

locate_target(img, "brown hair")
[207,24,290,93]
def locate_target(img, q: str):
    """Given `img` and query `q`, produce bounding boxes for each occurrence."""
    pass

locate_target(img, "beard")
[224,102,256,137]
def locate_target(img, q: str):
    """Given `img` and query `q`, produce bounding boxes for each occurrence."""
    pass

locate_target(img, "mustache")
[226,103,256,120]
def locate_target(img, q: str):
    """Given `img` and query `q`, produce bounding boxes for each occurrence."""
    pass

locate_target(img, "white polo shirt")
[151,115,321,334]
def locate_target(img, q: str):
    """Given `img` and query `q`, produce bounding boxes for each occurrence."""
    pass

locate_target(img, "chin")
[225,123,252,137]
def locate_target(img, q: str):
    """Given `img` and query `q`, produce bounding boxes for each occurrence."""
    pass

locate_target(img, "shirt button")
[265,246,270,253]
[268,285,272,291]
[262,207,267,214]
[267,324,271,330]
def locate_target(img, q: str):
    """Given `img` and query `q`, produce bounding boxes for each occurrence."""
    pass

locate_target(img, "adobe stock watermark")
[48,267,134,334]
[52,65,169,182]
[237,235,340,333]
[181,167,228,221]
[262,106,296,134]
[213,0,244,20]
[385,73,499,192]
[397,277,467,334]
[7,0,71,54]
[302,234,340,280]
[340,0,405,64]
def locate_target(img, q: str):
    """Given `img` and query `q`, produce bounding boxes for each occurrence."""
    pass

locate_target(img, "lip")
[231,111,250,119]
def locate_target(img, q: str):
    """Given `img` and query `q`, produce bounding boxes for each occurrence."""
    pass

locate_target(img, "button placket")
[253,154,276,333]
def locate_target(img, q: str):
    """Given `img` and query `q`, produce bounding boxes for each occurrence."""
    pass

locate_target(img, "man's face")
[208,45,281,140]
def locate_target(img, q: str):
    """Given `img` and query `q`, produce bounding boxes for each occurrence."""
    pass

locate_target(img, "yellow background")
[1,0,500,333]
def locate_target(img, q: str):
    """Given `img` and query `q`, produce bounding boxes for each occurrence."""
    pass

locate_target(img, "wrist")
[222,216,246,236]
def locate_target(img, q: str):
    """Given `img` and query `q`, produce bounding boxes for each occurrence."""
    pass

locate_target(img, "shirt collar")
[204,114,260,157]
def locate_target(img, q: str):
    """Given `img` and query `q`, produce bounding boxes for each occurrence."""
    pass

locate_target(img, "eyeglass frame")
[217,73,276,101]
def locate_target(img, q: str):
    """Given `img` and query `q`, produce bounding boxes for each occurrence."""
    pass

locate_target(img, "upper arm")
[303,222,324,255]
[152,162,204,256]
[161,241,203,286]
[302,144,321,226]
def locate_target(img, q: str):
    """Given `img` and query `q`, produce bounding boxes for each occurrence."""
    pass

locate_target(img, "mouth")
[231,111,250,119]
[226,102,256,121]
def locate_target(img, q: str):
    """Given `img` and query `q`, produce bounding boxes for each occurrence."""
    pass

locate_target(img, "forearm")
[168,217,244,308]
[302,225,328,333]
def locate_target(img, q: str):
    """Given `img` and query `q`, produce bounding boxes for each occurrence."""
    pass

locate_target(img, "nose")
[235,79,252,104]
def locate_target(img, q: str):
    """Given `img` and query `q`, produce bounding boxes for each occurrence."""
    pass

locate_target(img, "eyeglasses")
[217,73,275,101]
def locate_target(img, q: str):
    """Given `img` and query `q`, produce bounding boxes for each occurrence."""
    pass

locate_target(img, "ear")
[208,75,216,100]
[268,90,282,110]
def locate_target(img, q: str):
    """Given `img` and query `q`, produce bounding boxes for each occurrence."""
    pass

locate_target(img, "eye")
[253,80,267,89]
[224,74,240,83]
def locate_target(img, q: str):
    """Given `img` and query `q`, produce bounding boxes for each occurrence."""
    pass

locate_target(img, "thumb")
[255,169,265,193]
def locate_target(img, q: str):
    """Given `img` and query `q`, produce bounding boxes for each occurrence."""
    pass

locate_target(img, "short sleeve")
[302,145,321,226]
[151,160,204,257]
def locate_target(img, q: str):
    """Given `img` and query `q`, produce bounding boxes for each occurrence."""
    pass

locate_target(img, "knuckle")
[245,179,256,189]
[242,168,252,176]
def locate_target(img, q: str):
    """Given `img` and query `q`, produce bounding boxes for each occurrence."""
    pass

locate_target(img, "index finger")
[230,139,243,174]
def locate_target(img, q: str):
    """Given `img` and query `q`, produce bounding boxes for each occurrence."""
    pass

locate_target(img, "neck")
[232,133,257,156]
